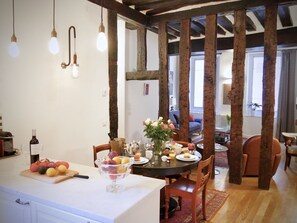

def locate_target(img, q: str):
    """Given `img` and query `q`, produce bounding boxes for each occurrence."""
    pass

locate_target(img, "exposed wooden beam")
[137,27,147,71]
[158,21,169,120]
[149,26,177,40]
[229,9,246,185]
[192,20,206,35]
[168,27,297,54]
[217,15,233,33]
[149,0,291,24]
[88,0,148,26]
[253,8,265,28]
[144,0,228,16]
[123,0,165,6]
[126,70,159,80]
[203,14,217,178]
[179,19,191,142]
[246,15,257,31]
[197,18,226,35]
[278,5,293,27]
[167,25,181,37]
[190,23,201,37]
[259,4,278,190]
[108,10,119,139]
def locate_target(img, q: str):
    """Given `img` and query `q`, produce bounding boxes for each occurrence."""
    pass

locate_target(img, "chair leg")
[288,155,291,167]
[202,188,207,220]
[284,155,288,170]
[191,197,197,223]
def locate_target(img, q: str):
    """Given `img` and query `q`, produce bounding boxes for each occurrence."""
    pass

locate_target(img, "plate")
[176,154,200,162]
[133,157,149,165]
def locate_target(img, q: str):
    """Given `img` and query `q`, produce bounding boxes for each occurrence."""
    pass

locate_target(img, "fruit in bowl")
[95,154,134,193]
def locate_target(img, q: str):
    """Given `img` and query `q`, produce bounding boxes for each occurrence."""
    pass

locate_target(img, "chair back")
[243,135,281,176]
[93,144,111,167]
[173,140,189,147]
[194,155,214,192]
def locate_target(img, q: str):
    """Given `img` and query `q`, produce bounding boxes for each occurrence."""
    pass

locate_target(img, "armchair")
[242,135,281,176]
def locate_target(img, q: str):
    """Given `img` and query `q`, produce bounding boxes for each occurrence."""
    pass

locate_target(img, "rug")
[215,151,229,168]
[160,189,229,223]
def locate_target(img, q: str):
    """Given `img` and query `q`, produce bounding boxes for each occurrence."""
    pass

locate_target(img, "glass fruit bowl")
[95,156,134,193]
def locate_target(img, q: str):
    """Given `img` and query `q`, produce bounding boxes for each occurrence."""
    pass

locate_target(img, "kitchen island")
[0,155,165,223]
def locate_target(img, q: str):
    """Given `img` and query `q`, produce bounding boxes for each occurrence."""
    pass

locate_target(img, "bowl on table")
[95,156,134,193]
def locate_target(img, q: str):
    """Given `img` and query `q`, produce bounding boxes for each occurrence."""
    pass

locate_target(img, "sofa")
[169,110,202,141]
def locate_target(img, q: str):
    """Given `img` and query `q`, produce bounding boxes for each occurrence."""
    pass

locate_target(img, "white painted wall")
[0,0,125,166]
[125,29,159,143]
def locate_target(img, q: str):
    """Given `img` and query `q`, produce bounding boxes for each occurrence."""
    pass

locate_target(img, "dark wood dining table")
[132,151,202,219]
[132,152,201,177]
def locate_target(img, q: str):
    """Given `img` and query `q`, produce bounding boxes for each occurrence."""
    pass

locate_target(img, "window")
[189,55,219,113]
[246,52,282,116]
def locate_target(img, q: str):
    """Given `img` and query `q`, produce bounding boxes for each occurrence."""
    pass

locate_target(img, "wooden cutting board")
[20,169,79,184]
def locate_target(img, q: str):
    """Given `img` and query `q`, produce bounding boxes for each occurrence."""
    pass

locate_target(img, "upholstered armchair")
[242,135,281,176]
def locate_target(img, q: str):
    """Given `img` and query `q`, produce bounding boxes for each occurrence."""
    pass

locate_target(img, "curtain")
[276,50,296,141]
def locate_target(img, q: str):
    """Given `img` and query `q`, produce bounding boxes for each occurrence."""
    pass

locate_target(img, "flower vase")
[152,139,163,161]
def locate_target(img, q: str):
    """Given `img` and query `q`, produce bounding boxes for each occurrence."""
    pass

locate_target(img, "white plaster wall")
[125,29,159,143]
[0,0,125,166]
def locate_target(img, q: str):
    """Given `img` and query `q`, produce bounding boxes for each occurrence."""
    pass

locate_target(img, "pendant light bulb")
[97,5,107,52]
[49,0,59,55]
[71,53,79,79]
[8,34,19,58]
[97,29,107,52]
[9,0,19,58]
[49,29,60,55]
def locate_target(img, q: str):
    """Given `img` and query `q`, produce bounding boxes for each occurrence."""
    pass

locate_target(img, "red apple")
[108,151,118,160]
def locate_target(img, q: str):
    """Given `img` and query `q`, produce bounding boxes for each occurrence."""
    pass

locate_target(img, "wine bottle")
[30,129,40,164]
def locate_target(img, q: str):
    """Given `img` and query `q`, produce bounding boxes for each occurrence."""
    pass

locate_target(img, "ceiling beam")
[217,16,233,33]
[246,15,257,31]
[88,0,148,26]
[191,20,206,35]
[144,0,228,16]
[123,0,165,6]
[278,5,293,27]
[252,8,265,28]
[197,18,226,35]
[168,27,297,54]
[149,0,293,24]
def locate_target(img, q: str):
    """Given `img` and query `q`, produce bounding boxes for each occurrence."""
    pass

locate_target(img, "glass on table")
[188,143,195,155]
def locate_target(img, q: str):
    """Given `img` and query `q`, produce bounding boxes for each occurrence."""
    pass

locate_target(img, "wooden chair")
[93,144,111,167]
[165,155,214,222]
[282,133,297,171]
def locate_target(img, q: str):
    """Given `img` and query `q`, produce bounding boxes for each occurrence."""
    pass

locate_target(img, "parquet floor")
[192,146,297,223]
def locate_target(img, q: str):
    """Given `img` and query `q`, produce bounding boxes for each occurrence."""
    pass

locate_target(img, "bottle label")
[31,144,41,155]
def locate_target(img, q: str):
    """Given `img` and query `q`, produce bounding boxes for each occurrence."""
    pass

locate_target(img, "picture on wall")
[223,83,231,105]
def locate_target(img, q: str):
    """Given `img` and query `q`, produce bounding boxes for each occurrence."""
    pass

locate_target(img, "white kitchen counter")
[0,155,165,223]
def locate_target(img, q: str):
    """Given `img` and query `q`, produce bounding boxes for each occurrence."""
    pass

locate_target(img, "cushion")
[189,114,195,122]
[173,114,179,125]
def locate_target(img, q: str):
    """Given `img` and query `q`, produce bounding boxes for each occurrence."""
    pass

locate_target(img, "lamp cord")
[53,0,56,29]
[101,0,103,24]
[12,0,15,35]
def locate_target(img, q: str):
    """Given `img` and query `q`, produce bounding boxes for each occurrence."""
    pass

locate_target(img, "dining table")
[132,151,202,219]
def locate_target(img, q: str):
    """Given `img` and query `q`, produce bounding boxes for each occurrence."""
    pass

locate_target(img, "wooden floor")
[195,146,297,223]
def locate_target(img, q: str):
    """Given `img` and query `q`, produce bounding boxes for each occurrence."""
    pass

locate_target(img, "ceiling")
[119,0,297,40]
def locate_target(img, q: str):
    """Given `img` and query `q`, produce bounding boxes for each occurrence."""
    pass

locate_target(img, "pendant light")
[8,0,19,58]
[96,2,107,52]
[61,26,79,79]
[48,0,60,55]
